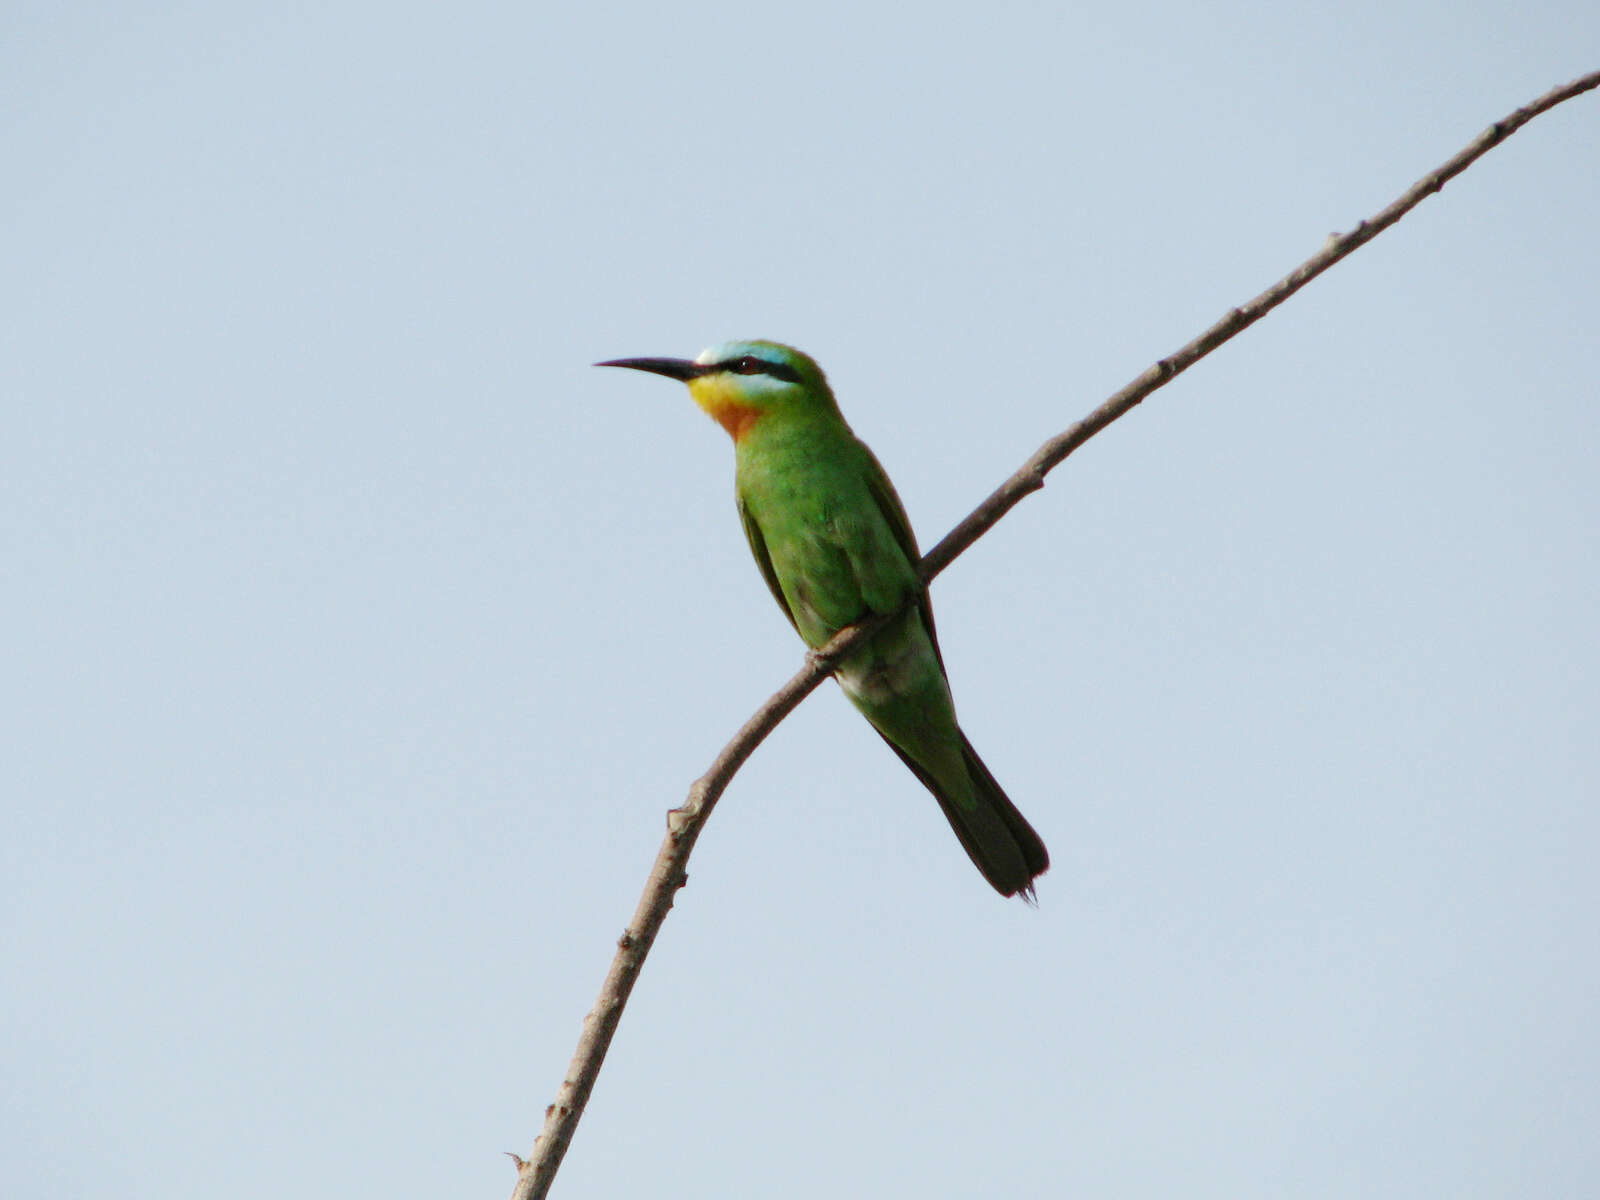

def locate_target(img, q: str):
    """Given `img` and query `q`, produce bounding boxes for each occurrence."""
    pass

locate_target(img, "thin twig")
[510,69,1600,1200]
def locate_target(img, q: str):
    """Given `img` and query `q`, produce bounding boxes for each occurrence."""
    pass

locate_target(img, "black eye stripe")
[716,356,801,383]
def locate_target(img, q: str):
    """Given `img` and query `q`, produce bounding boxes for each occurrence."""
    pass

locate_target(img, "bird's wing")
[857,445,945,670]
[738,495,800,634]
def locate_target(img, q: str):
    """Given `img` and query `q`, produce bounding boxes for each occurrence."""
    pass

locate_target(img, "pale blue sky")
[4,4,1597,1198]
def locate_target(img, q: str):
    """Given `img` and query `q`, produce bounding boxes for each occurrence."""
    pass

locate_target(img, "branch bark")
[510,69,1600,1200]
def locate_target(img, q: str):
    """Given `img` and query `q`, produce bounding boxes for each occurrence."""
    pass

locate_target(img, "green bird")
[597,340,1049,899]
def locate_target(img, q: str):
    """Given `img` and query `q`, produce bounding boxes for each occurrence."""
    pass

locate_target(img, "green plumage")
[598,340,1049,899]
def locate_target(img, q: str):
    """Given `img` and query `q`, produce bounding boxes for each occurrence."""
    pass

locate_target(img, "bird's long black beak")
[594,356,708,381]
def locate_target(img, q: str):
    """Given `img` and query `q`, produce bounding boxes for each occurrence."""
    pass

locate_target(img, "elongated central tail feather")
[875,728,1049,899]
[949,731,1050,900]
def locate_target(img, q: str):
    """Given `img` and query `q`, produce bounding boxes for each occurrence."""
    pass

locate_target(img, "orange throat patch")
[689,378,763,442]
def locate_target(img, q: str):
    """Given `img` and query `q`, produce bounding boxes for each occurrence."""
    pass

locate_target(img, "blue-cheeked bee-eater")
[599,341,1049,899]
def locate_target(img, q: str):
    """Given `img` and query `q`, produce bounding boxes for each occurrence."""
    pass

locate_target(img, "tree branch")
[509,68,1600,1200]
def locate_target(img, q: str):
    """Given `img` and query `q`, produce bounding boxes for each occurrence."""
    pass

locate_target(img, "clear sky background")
[5,5,1597,1198]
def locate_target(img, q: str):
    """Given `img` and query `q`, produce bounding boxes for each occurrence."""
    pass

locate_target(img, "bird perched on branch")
[597,341,1048,900]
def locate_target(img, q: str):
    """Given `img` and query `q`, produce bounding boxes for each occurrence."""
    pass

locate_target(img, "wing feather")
[858,448,944,669]
[738,495,800,634]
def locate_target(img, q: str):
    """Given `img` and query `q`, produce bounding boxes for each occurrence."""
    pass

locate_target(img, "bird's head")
[596,340,837,442]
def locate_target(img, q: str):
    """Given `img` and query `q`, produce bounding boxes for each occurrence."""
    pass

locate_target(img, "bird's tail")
[948,731,1050,900]
[880,729,1050,900]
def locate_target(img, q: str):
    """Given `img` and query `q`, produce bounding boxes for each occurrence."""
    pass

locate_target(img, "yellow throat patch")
[687,376,762,442]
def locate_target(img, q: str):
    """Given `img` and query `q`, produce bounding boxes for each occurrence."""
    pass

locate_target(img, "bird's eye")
[730,357,765,375]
